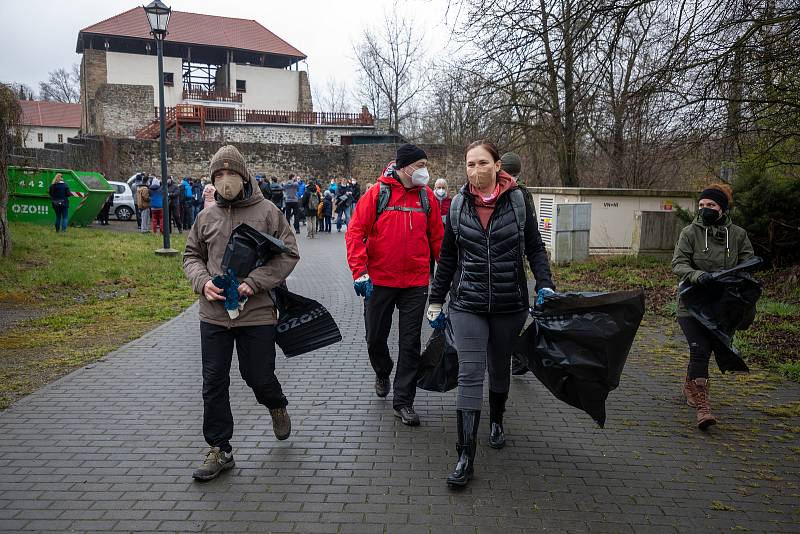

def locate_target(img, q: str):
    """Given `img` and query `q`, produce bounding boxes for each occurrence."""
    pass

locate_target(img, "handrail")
[155,106,374,126]
[145,105,372,140]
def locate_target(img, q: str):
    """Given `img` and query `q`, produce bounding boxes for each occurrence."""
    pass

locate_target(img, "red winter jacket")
[346,165,444,288]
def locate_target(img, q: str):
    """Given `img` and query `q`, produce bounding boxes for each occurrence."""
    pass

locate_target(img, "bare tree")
[0,84,23,256]
[38,64,80,103]
[437,0,800,188]
[353,68,386,126]
[312,76,352,114]
[446,0,615,186]
[352,5,428,133]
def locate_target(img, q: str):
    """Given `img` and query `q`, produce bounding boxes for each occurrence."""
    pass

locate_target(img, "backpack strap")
[449,193,465,241]
[509,188,527,258]
[375,182,431,221]
[375,182,391,221]
[418,188,430,215]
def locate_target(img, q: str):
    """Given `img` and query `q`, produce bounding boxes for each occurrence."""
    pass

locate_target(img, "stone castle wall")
[94,84,154,138]
[12,138,465,186]
[166,123,382,147]
[80,49,107,134]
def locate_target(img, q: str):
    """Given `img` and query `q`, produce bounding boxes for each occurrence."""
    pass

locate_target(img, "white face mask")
[434,188,447,199]
[409,167,430,187]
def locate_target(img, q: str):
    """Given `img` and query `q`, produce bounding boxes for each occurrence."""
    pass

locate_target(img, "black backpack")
[375,181,431,223]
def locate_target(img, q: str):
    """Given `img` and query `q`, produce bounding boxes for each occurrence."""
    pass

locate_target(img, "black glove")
[697,272,713,285]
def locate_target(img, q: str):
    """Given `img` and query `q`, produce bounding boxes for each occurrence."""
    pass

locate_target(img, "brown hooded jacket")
[183,172,299,327]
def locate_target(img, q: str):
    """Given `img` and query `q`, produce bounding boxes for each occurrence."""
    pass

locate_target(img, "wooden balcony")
[182,89,243,103]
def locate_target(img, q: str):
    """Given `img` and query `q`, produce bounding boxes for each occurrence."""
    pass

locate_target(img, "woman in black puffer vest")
[428,140,555,488]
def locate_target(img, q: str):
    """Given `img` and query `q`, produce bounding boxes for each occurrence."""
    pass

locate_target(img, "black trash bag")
[513,289,646,428]
[417,318,459,392]
[273,286,342,358]
[221,223,289,279]
[678,256,763,374]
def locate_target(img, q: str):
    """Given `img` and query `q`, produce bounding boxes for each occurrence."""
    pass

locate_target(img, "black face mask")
[700,207,722,225]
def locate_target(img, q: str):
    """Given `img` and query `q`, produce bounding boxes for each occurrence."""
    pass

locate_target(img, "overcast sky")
[1,0,454,105]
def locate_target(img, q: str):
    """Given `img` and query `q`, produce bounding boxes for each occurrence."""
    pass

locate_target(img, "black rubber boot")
[488,390,507,449]
[511,353,529,375]
[447,409,480,487]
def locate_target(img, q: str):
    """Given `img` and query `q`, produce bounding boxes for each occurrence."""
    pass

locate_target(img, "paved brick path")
[1,231,798,533]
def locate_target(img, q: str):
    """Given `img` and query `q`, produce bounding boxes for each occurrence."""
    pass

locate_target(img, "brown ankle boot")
[692,378,717,429]
[683,374,697,407]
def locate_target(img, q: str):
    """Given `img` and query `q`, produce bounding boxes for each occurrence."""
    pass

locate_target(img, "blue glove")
[426,304,445,330]
[212,269,241,317]
[354,274,373,300]
[536,287,556,306]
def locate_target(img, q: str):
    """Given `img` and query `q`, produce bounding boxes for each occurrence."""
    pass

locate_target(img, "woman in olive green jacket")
[671,184,754,429]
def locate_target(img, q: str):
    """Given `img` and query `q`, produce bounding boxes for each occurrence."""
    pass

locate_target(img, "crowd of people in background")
[129,173,207,234]
[83,169,420,240]
[252,173,367,236]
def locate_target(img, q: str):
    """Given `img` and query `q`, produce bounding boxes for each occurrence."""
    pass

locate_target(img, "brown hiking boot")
[683,374,698,408]
[692,378,717,429]
[270,407,291,440]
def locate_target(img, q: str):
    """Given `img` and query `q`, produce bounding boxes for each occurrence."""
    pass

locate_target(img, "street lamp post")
[144,0,177,256]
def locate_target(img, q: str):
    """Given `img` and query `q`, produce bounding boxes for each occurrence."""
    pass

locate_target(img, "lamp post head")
[144,0,171,39]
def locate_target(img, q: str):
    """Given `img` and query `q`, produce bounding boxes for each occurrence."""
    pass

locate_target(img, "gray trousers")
[140,207,150,232]
[449,308,528,410]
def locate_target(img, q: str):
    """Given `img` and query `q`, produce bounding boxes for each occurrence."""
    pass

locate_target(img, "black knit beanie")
[699,188,729,211]
[395,144,427,169]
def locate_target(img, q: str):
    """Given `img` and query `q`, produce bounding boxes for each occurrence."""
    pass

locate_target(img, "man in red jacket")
[345,144,444,426]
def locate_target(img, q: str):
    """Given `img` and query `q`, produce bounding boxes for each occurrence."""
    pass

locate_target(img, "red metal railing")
[154,106,374,127]
[182,89,242,103]
[205,107,374,126]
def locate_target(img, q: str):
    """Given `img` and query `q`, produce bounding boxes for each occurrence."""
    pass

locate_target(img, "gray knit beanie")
[500,152,522,177]
[210,145,249,181]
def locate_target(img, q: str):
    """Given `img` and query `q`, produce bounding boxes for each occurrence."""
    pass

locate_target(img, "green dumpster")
[7,167,114,227]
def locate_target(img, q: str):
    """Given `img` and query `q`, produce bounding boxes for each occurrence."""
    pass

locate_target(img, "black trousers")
[200,322,288,452]
[678,316,725,379]
[364,285,428,409]
[284,202,300,232]
[181,202,193,228]
[169,204,182,232]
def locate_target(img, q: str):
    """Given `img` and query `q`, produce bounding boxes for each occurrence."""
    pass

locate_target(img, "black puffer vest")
[449,188,527,313]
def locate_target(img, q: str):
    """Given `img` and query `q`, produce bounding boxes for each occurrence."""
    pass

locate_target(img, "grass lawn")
[0,223,195,409]
[551,255,800,381]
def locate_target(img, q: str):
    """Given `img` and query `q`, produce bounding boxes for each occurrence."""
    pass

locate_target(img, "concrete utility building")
[75,7,378,144]
[19,101,81,149]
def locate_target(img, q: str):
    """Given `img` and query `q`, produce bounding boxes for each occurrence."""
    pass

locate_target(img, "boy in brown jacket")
[183,145,300,481]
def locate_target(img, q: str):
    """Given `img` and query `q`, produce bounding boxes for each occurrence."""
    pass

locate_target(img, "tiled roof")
[78,7,306,59]
[19,100,81,129]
